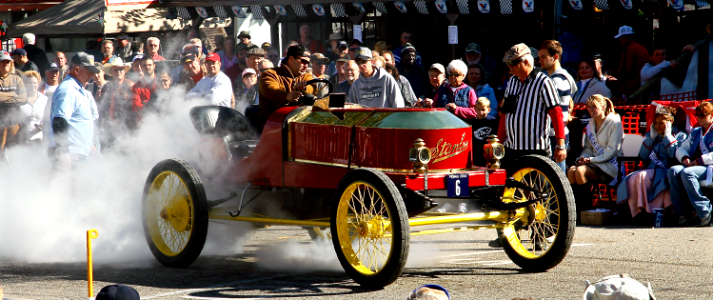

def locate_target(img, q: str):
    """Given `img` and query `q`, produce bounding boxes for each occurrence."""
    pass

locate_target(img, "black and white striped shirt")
[503,69,560,150]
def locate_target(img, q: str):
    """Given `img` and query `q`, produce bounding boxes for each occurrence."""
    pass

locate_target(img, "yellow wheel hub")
[336,181,393,276]
[501,168,560,259]
[146,171,194,257]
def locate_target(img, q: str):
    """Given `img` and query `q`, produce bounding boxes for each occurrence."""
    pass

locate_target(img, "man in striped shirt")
[490,43,567,249]
[538,40,578,173]
[497,43,566,169]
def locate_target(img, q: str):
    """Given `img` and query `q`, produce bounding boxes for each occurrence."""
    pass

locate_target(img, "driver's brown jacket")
[257,64,314,128]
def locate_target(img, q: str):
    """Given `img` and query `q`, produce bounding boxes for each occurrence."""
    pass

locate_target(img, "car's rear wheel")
[500,155,575,271]
[143,159,209,267]
[331,169,409,288]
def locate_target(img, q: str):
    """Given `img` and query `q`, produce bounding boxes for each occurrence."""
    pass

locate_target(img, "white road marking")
[141,275,282,299]
[436,243,595,265]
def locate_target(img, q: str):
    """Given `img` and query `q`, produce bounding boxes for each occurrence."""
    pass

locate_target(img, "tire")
[499,155,575,271]
[330,169,409,288]
[142,158,209,268]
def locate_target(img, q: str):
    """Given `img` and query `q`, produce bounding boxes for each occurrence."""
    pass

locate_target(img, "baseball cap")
[336,53,351,62]
[583,275,656,300]
[247,46,265,57]
[429,63,445,74]
[615,25,635,38]
[48,62,60,70]
[205,52,220,63]
[310,53,329,64]
[401,43,417,55]
[0,51,12,61]
[261,42,271,48]
[132,54,144,62]
[337,41,348,49]
[95,284,140,300]
[502,43,531,63]
[465,43,481,54]
[355,47,372,60]
[180,53,197,64]
[11,48,27,56]
[71,52,101,73]
[242,68,256,77]
[117,34,130,40]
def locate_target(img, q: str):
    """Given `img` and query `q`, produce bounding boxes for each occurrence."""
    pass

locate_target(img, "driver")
[257,45,314,131]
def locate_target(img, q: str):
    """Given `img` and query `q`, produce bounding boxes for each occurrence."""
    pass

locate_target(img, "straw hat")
[103,57,131,74]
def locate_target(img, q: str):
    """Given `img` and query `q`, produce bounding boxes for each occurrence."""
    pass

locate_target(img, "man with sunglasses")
[347,47,404,108]
[257,45,315,131]
[668,102,713,226]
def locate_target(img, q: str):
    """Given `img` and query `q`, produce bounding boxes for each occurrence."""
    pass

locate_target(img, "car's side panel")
[229,107,298,186]
[355,127,472,171]
[290,123,353,165]
[283,161,347,189]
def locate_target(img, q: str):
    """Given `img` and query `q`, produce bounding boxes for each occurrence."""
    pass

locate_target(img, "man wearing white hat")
[614,25,650,99]
[99,58,135,138]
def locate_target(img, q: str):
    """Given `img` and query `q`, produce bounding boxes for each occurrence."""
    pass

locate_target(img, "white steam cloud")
[0,86,248,264]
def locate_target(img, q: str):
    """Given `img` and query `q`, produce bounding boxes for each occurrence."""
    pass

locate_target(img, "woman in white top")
[573,58,612,104]
[567,94,623,219]
[19,71,48,142]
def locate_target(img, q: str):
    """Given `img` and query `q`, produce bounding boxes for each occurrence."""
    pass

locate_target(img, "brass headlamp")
[483,135,505,169]
[409,138,431,173]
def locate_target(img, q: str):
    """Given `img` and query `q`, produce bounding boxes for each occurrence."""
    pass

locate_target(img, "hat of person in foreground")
[583,274,656,300]
[407,284,450,300]
[96,284,140,300]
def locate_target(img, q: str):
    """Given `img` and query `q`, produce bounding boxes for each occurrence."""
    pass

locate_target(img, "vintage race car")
[142,81,576,288]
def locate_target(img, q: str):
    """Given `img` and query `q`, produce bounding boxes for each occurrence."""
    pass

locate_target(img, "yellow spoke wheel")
[143,159,209,268]
[500,155,575,271]
[331,169,409,288]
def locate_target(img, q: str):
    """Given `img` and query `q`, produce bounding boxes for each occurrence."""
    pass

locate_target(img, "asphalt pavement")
[1,224,712,300]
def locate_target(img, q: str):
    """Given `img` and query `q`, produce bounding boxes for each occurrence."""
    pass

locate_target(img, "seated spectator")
[668,102,713,226]
[416,63,447,107]
[187,53,233,108]
[433,60,477,119]
[573,58,612,104]
[383,64,417,107]
[407,284,449,300]
[617,106,686,224]
[11,49,39,73]
[466,64,497,118]
[567,95,623,216]
[334,60,358,94]
[19,71,48,143]
[347,47,404,108]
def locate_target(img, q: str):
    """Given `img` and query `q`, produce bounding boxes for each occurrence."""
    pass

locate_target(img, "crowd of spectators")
[0,24,709,227]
